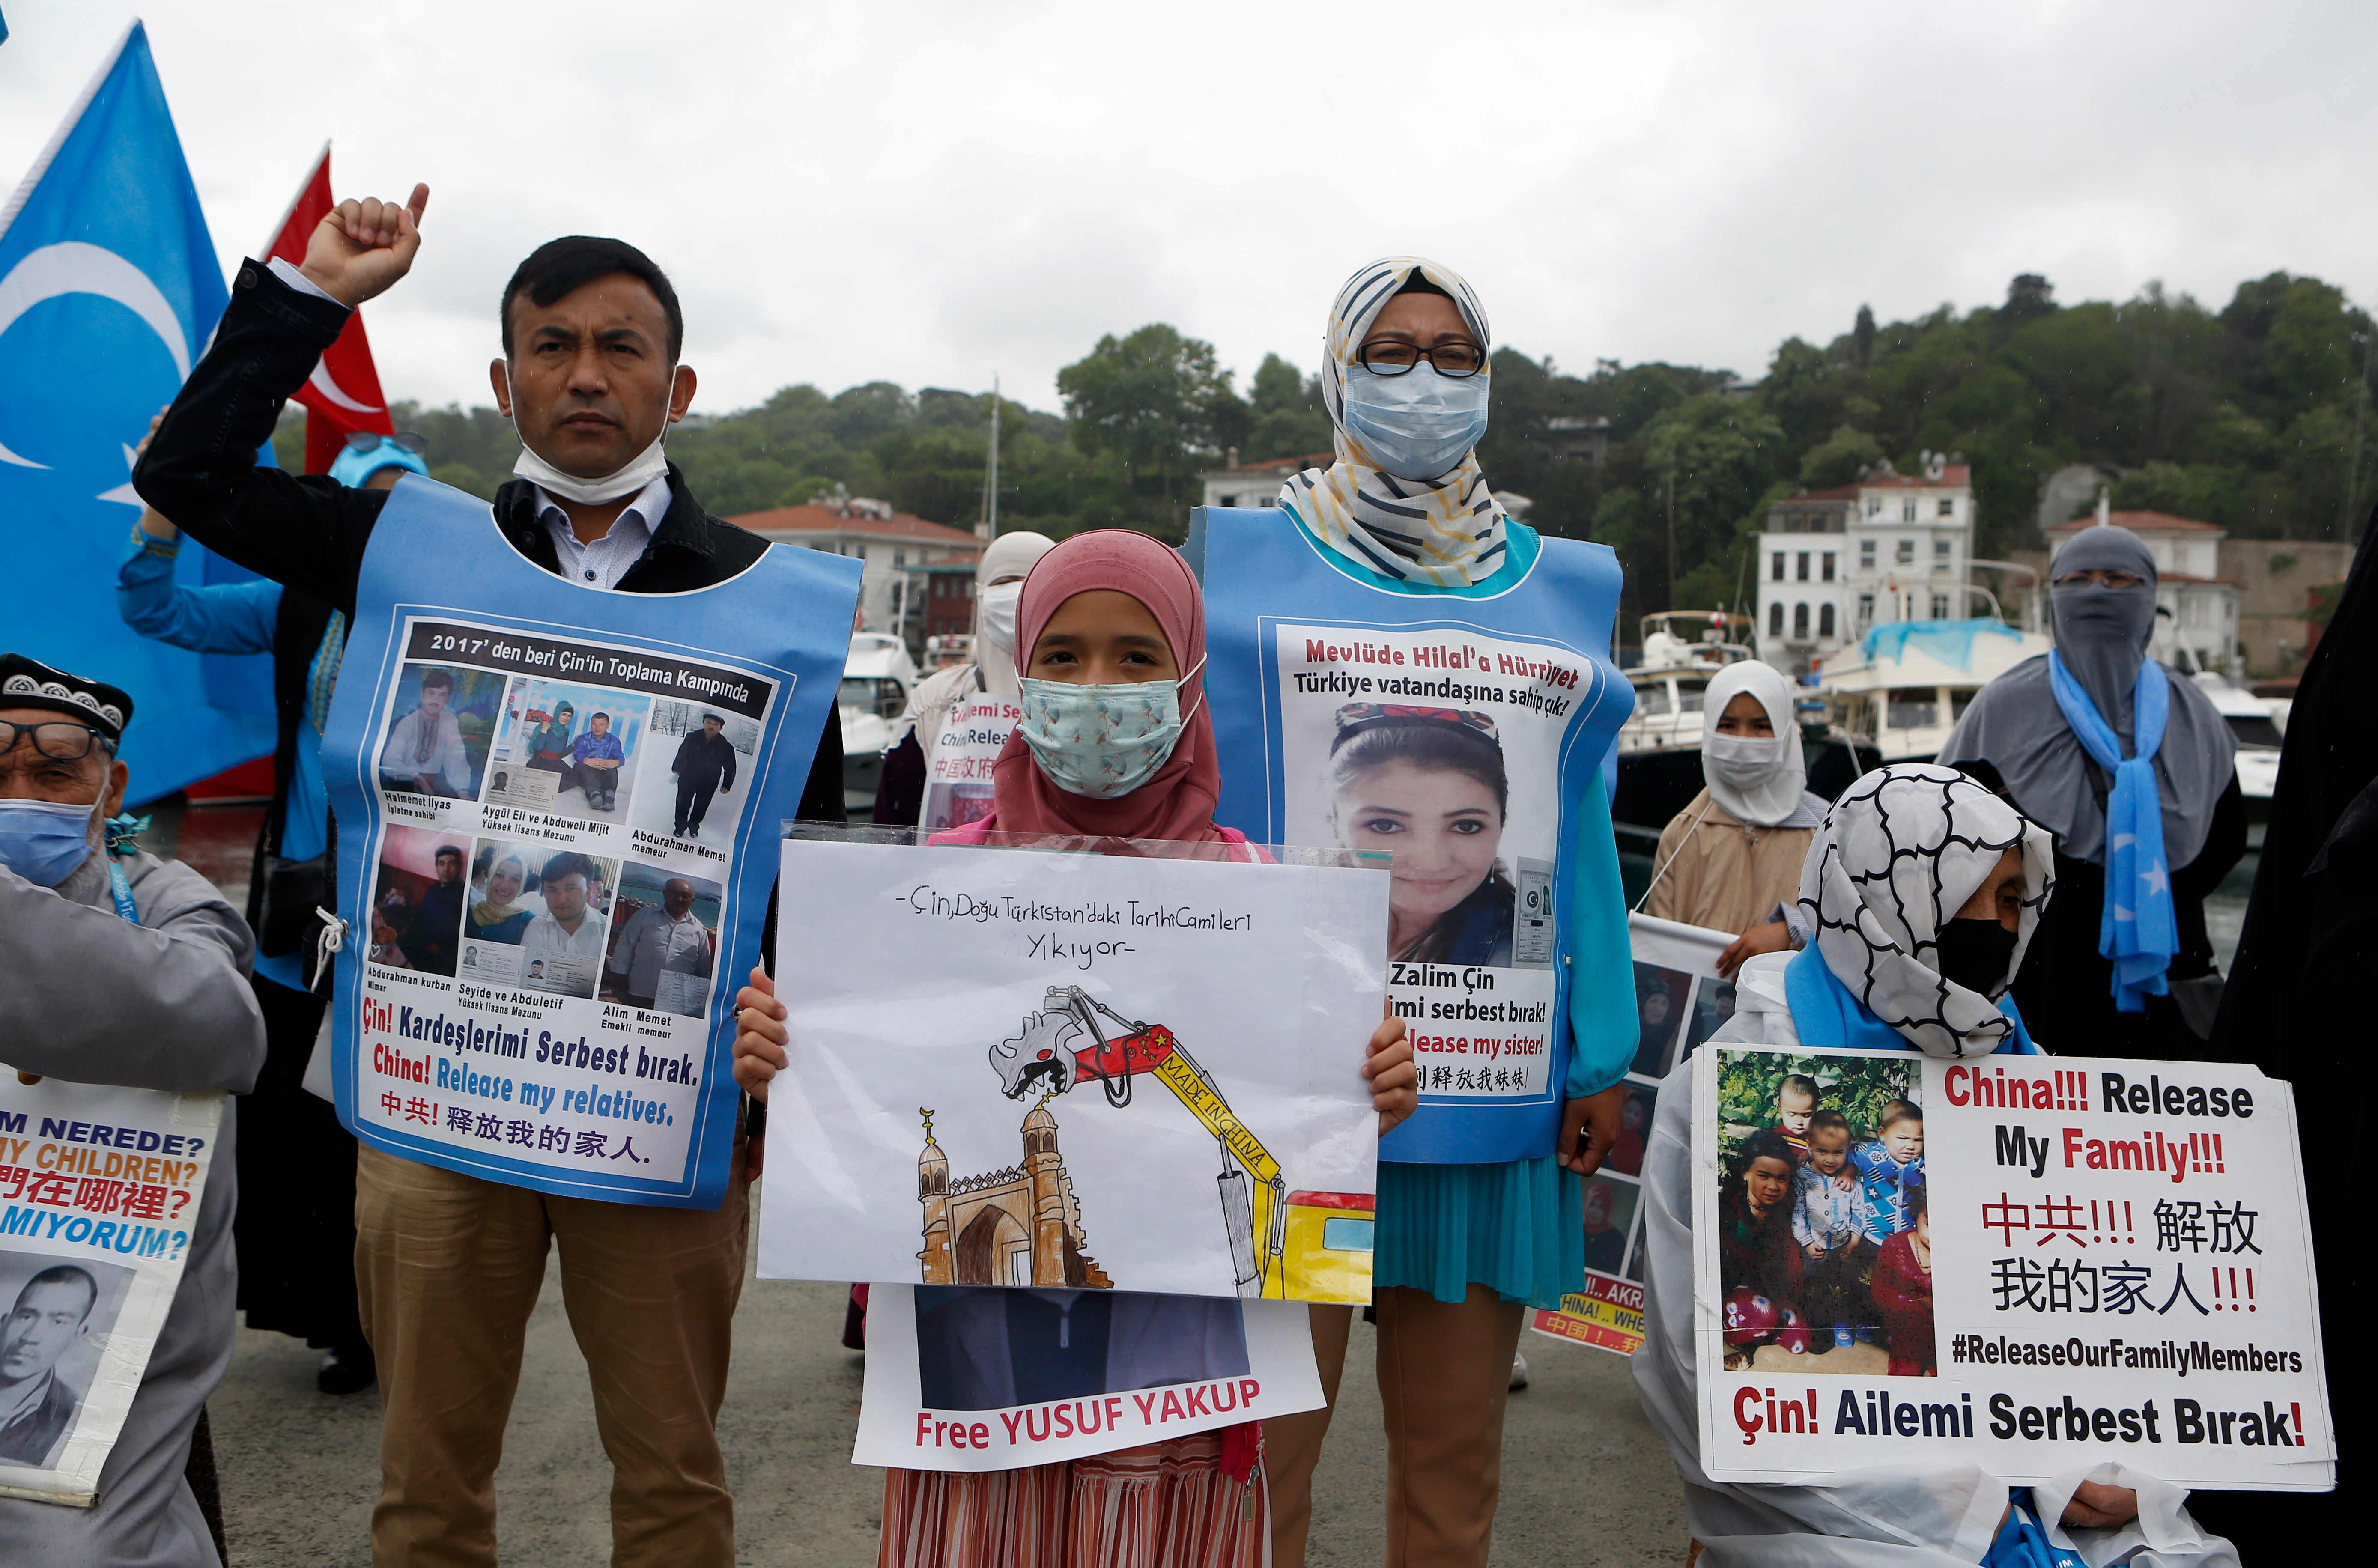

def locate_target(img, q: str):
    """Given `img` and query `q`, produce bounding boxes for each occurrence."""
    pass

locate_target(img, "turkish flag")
[264,144,394,474]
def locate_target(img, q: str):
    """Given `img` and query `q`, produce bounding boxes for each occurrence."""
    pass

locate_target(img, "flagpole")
[0,19,140,244]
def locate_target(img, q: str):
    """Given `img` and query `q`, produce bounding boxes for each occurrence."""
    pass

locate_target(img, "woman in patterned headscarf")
[1279,258,1507,588]
[1630,766,2240,1565]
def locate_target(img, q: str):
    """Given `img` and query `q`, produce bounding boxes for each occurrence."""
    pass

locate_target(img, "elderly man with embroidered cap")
[0,653,266,1567]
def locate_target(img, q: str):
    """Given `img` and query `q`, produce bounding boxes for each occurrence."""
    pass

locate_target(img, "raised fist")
[300,183,430,309]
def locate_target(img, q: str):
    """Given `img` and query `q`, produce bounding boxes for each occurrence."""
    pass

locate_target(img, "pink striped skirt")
[878,1432,1268,1568]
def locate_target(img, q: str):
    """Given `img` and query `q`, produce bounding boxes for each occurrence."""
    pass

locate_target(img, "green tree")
[1057,324,1245,540]
[1244,353,1333,462]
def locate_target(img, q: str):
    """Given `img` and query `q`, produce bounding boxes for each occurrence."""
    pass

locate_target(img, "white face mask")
[1703,733,1787,790]
[979,582,1023,653]
[504,364,677,505]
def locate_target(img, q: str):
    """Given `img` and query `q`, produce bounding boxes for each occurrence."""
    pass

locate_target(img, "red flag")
[263,143,394,474]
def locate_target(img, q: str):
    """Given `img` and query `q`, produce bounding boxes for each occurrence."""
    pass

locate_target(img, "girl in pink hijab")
[733,531,1417,1567]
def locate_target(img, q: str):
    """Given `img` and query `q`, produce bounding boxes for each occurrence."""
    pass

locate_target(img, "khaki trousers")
[355,1144,749,1568]
[1265,1286,1526,1568]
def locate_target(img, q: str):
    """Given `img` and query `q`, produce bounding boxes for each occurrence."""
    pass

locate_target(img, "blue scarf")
[2046,650,2177,1012]
[1784,944,2037,1055]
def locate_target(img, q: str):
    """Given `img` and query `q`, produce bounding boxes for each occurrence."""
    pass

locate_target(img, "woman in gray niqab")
[1936,524,2243,1055]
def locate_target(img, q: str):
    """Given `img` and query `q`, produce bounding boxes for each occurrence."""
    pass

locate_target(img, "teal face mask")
[1016,659,1205,799]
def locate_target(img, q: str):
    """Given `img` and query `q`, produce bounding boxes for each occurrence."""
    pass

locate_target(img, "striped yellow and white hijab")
[1277,256,1507,588]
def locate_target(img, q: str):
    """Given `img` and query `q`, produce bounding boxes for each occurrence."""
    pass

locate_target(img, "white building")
[1755,452,1976,675]
[730,496,983,656]
[1197,451,1331,510]
[2044,510,2240,674]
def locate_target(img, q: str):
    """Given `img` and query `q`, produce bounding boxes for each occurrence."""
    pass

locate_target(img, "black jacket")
[672,727,739,792]
[134,259,844,823]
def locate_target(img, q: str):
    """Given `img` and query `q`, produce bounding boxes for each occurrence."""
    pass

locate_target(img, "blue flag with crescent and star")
[0,21,274,800]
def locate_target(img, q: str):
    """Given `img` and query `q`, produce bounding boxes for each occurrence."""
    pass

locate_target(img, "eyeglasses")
[0,719,110,761]
[2054,569,2145,590]
[344,430,429,456]
[1355,338,1486,378]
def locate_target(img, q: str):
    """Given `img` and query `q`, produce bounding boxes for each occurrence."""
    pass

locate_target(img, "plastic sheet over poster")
[852,1285,1324,1472]
[1530,912,1736,1358]
[0,1076,221,1507]
[1692,1043,2335,1491]
[759,833,1389,1303]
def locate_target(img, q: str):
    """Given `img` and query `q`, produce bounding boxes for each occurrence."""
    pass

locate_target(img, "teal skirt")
[1372,1157,1583,1309]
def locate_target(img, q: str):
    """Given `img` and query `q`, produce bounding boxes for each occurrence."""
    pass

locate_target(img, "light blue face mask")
[1343,363,1490,482]
[1016,659,1205,800]
[0,795,100,887]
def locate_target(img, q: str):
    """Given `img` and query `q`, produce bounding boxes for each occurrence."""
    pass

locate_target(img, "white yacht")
[2187,671,2285,801]
[840,631,921,812]
[1617,611,1756,756]
[1816,613,2053,763]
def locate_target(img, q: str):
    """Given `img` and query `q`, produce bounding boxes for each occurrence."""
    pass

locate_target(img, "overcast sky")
[5,1,2375,420]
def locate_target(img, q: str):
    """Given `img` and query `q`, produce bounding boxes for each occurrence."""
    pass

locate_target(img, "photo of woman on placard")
[466,849,535,945]
[1327,704,1514,965]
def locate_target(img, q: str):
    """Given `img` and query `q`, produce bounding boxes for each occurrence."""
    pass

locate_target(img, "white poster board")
[761,837,1389,1303]
[1693,1043,2334,1491]
[1531,912,1736,1358]
[0,1075,222,1506]
[853,1285,1323,1471]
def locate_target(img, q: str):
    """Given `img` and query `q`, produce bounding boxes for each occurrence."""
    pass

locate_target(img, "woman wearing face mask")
[1938,524,2244,1057]
[1192,258,1636,1568]
[1640,662,1827,972]
[872,531,1058,829]
[731,531,1419,1568]
[1632,764,2238,1565]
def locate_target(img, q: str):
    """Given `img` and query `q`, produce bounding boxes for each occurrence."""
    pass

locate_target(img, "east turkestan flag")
[265,144,396,474]
[0,21,274,798]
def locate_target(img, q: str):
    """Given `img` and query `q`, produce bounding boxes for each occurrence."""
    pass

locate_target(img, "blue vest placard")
[321,478,861,1207]
[1185,506,1636,1164]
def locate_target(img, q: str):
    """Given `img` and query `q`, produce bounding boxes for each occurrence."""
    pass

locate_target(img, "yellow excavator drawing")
[988,984,1372,1300]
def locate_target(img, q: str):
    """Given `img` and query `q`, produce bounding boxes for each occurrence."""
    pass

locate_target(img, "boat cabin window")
[1638,681,1671,717]
[1675,680,1707,715]
[1951,688,1976,724]
[2225,714,2283,748]
[1886,688,1939,730]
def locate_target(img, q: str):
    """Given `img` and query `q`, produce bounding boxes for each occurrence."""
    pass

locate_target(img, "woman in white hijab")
[1641,662,1828,969]
[870,530,1056,826]
[1631,765,2238,1568]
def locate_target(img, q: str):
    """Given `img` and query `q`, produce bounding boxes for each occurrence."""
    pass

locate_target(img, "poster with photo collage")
[1528,912,1736,1358]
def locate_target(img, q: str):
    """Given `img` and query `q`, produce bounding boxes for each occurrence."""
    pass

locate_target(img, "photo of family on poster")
[1712,1051,1932,1377]
[483,679,652,824]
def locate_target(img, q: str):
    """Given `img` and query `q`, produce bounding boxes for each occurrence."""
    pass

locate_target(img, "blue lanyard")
[101,812,149,924]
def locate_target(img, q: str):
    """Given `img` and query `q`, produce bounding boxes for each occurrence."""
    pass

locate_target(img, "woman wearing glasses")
[1937,520,2244,1057]
[114,420,431,1397]
[1192,259,1637,1568]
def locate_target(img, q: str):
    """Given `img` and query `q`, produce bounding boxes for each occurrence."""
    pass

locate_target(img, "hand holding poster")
[759,835,1390,1303]
[0,1076,220,1507]
[1692,1044,2335,1491]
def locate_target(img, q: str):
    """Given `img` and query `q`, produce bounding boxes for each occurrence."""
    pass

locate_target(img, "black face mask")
[1934,917,2018,996]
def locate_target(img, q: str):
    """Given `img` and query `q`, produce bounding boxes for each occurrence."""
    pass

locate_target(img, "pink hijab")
[981,530,1226,845]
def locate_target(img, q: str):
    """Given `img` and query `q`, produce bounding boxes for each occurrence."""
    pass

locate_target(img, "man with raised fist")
[137,188,826,1568]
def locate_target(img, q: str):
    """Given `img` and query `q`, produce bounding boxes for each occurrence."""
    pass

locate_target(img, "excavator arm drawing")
[989,985,1287,1298]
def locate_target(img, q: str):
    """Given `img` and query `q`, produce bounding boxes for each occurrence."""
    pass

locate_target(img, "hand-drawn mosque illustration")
[917,1103,1113,1288]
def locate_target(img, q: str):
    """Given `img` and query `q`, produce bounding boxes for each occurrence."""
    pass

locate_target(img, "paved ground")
[208,1259,1689,1566]
[157,797,1691,1565]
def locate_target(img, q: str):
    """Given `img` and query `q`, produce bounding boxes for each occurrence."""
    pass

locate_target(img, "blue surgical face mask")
[1342,363,1490,482]
[1016,659,1205,800]
[0,794,101,887]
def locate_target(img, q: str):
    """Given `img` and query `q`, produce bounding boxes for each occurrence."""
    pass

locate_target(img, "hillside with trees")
[331,270,2374,620]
